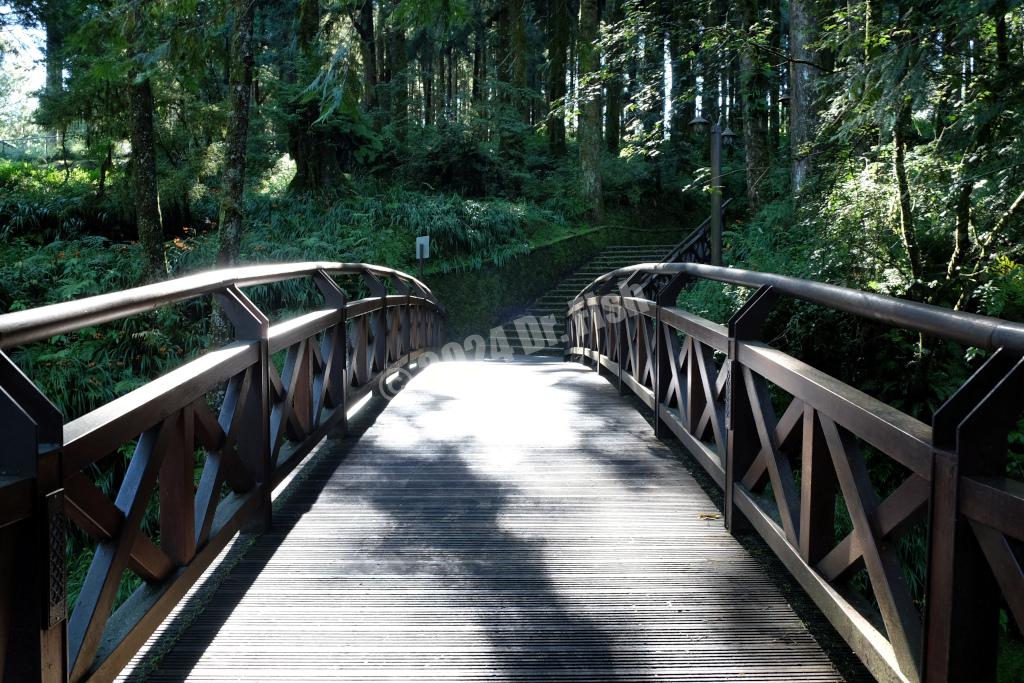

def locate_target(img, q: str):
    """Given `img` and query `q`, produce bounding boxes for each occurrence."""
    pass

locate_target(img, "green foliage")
[0,235,209,419]
[388,123,512,197]
[167,172,562,277]
[0,161,111,241]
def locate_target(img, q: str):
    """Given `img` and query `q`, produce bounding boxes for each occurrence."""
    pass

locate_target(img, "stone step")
[590,255,667,260]
[594,249,671,254]
[495,333,565,342]
[492,243,678,343]
[591,254,666,259]
[486,332,564,342]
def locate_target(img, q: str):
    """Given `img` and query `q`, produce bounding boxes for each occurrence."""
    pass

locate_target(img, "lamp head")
[688,113,710,135]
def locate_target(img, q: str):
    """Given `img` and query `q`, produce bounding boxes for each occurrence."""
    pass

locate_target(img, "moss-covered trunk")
[218,0,256,267]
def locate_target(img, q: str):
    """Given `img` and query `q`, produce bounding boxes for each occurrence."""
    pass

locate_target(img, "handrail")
[566,261,1024,683]
[0,262,446,681]
[575,261,1024,353]
[619,200,733,295]
[660,197,733,265]
[0,261,440,349]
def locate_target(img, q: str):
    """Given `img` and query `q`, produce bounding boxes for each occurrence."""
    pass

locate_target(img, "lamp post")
[690,112,726,266]
[709,122,723,266]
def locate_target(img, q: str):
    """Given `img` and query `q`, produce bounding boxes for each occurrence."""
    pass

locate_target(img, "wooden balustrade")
[0,262,444,682]
[567,264,1024,683]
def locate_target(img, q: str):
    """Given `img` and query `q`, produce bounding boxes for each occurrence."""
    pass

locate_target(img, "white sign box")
[416,235,430,259]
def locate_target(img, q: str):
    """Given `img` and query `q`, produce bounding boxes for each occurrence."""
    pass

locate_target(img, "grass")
[1001,633,1024,683]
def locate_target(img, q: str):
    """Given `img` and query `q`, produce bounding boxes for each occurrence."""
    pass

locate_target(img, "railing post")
[654,305,666,436]
[215,286,271,531]
[654,274,689,439]
[724,285,777,533]
[314,271,348,435]
[0,352,67,682]
[386,276,413,370]
[798,406,837,564]
[361,271,388,373]
[563,311,571,361]
[403,294,412,367]
[924,350,1024,682]
[710,123,723,266]
[616,309,626,394]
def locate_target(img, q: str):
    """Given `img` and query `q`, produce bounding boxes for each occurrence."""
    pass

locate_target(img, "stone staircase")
[492,244,675,357]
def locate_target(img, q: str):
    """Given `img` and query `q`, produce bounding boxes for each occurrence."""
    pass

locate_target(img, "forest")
[1,0,1024,679]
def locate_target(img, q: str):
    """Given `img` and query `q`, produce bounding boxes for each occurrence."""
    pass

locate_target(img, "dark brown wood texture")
[0,263,444,682]
[567,267,1024,683]
[126,360,844,681]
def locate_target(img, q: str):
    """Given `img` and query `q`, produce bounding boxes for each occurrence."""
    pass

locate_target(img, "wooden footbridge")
[1,249,1024,682]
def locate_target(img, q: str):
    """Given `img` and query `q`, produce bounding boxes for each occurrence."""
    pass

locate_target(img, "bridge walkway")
[129,360,847,681]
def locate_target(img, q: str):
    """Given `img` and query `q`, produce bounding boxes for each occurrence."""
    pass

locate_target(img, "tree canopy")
[0,0,1023,384]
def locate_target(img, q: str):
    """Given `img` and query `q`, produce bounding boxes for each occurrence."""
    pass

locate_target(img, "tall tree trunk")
[44,7,63,100]
[623,44,638,141]
[768,0,781,153]
[531,56,543,126]
[355,0,378,109]
[548,0,569,155]
[644,29,665,137]
[288,0,344,191]
[445,43,454,122]
[605,76,623,154]
[218,0,256,268]
[509,0,529,123]
[669,20,696,139]
[128,10,164,278]
[40,0,65,146]
[893,107,921,284]
[667,29,682,137]
[376,1,388,101]
[472,9,485,107]
[701,2,722,122]
[728,60,739,124]
[994,0,1008,74]
[578,0,604,221]
[386,1,407,138]
[740,0,770,212]
[436,47,445,124]
[129,81,163,276]
[568,13,577,135]
[495,6,511,95]
[422,36,434,126]
[789,0,820,193]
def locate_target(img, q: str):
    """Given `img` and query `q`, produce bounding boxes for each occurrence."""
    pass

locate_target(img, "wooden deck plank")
[129,360,846,681]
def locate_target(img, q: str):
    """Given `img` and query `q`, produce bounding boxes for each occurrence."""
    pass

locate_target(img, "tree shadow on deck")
[556,356,875,682]
[122,396,396,680]
[333,376,619,676]
[133,359,858,681]
[136,366,621,679]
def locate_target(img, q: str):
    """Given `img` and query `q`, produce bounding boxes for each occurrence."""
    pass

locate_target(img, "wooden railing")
[567,262,1024,683]
[0,262,445,682]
